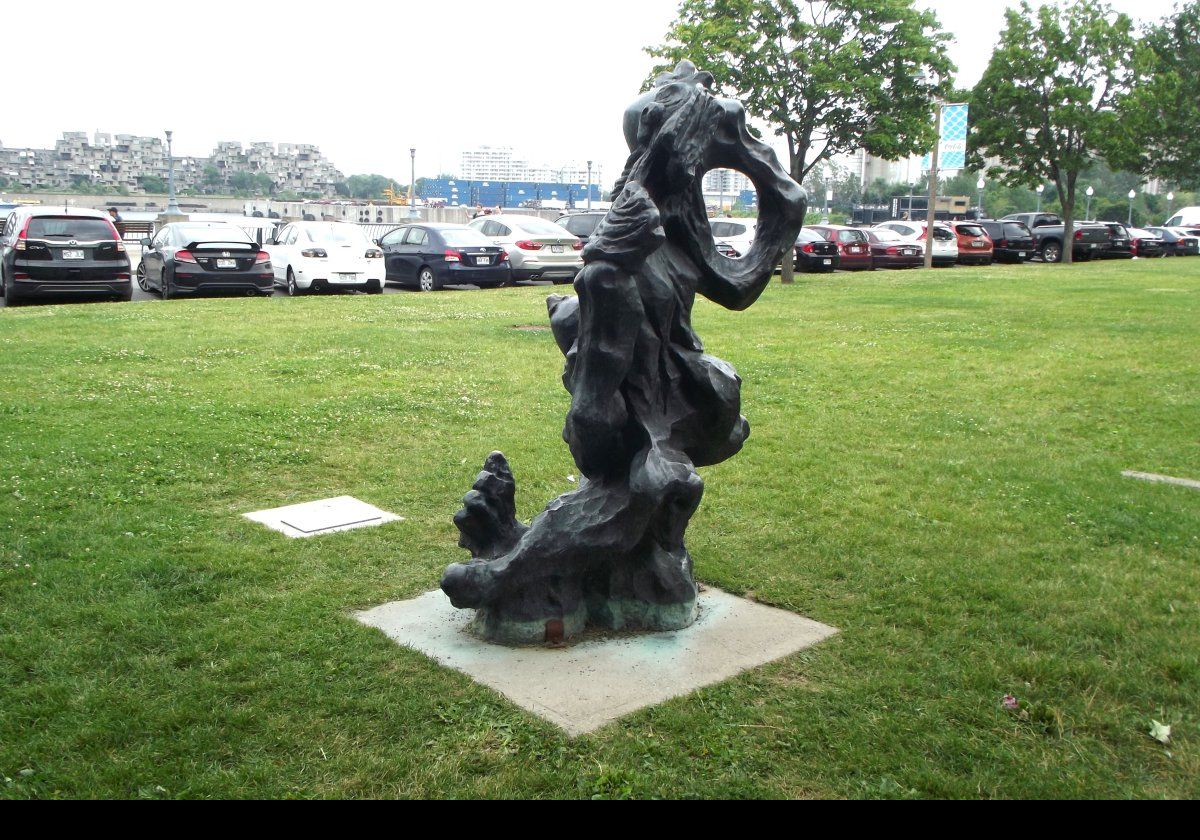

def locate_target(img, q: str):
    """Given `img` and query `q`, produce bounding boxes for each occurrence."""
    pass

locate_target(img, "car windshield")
[560,215,602,236]
[932,226,955,241]
[27,217,115,240]
[797,229,824,243]
[302,224,367,245]
[1003,223,1030,238]
[441,228,492,247]
[513,218,570,236]
[957,224,986,237]
[871,229,903,242]
[176,225,253,245]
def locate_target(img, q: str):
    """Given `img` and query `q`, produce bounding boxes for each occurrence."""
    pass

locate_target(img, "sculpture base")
[467,594,698,646]
[355,586,838,736]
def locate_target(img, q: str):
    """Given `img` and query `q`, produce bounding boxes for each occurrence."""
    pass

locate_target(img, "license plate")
[336,273,358,282]
[217,258,237,269]
[1090,243,1099,249]
[62,249,85,260]
[551,245,564,254]
[823,258,832,265]
[973,240,985,247]
[475,256,490,266]
[1018,252,1026,258]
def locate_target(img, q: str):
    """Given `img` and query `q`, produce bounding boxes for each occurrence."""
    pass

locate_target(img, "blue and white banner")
[922,103,970,172]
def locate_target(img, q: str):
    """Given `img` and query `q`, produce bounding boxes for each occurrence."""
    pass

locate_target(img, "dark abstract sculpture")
[441,61,807,644]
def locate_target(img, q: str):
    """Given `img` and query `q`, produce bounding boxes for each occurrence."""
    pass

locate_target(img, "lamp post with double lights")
[164,130,181,215]
[586,160,593,210]
[408,148,419,218]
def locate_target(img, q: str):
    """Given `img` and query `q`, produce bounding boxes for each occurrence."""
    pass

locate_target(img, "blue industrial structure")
[420,177,602,209]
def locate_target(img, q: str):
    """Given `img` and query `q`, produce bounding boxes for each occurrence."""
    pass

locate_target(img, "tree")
[346,174,394,200]
[1107,2,1200,189]
[202,165,223,193]
[969,0,1138,263]
[647,0,954,185]
[138,175,166,194]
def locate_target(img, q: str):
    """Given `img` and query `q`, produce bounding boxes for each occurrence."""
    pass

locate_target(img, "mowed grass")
[1,259,1197,799]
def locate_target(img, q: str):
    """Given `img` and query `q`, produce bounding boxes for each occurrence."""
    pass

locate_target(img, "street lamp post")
[1035,184,1044,214]
[1167,191,1175,218]
[165,130,181,215]
[409,148,418,218]
[1127,189,1137,226]
[586,160,593,210]
[976,176,985,219]
[1085,186,1094,221]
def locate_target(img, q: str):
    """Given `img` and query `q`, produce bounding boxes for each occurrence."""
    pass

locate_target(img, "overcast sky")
[1,0,1182,184]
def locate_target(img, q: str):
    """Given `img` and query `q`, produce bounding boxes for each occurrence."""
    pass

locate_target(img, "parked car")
[874,220,959,266]
[468,214,582,283]
[1,207,131,304]
[708,218,757,257]
[1001,213,1107,262]
[794,227,839,272]
[1164,207,1200,228]
[977,219,1035,263]
[950,221,994,265]
[554,211,606,248]
[1145,227,1199,257]
[137,222,273,299]
[807,225,873,271]
[1091,222,1134,259]
[266,221,383,295]
[379,223,510,291]
[863,228,922,269]
[1123,227,1165,258]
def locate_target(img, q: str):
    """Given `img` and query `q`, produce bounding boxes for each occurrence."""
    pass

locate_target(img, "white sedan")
[874,220,959,267]
[468,214,582,283]
[266,221,384,295]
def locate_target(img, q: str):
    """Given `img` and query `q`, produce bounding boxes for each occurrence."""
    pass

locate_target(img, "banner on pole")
[922,103,970,172]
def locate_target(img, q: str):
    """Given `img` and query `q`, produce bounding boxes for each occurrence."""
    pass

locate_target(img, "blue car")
[379,224,510,291]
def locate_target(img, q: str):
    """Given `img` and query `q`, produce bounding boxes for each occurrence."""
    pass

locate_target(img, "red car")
[864,228,923,269]
[807,225,873,270]
[951,222,994,265]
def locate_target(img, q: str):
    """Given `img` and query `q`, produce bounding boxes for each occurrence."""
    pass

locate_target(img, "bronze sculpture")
[441,61,807,643]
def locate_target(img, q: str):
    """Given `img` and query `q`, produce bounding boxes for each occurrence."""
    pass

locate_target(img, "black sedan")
[1,207,131,304]
[1146,227,1199,257]
[794,227,840,272]
[138,222,273,299]
[864,228,922,269]
[978,219,1035,263]
[555,211,605,248]
[1095,222,1134,259]
[379,224,510,291]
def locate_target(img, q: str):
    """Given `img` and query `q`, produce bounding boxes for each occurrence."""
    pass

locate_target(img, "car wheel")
[1041,241,1062,263]
[418,266,439,292]
[287,269,302,297]
[367,280,383,295]
[118,284,133,302]
[136,263,150,292]
[161,273,173,300]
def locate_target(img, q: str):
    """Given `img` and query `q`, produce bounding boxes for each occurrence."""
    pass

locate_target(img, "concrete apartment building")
[460,145,602,192]
[1,132,343,197]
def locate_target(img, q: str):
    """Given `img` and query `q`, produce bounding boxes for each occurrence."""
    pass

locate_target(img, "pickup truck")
[1001,213,1109,262]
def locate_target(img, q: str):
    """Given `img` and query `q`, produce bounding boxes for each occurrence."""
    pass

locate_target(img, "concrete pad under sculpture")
[355,587,837,737]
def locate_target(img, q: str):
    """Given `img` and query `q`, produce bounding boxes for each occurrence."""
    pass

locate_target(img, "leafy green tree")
[138,175,167,194]
[648,0,954,184]
[202,165,224,193]
[1108,2,1200,189]
[969,0,1138,262]
[346,174,394,200]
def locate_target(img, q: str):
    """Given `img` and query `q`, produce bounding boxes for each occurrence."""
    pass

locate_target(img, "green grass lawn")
[1,259,1198,799]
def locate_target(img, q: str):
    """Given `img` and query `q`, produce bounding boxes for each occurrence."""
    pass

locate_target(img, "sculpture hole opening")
[704,167,755,259]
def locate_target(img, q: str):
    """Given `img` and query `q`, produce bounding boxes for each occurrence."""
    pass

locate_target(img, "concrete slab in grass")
[355,587,837,737]
[244,496,403,538]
